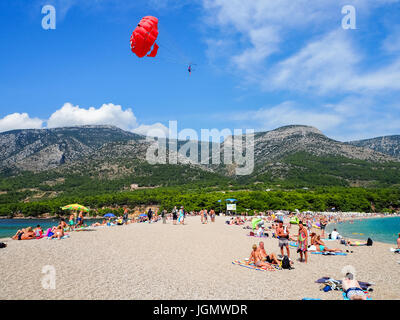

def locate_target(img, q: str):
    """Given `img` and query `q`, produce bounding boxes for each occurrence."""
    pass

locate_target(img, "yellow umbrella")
[61,204,89,212]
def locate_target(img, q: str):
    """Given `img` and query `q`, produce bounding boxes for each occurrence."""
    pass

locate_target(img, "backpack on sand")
[367,238,373,246]
[281,255,291,269]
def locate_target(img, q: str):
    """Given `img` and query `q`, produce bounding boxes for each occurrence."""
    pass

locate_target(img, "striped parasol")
[61,204,89,212]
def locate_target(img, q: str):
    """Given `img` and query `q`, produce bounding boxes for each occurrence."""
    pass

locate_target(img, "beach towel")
[47,235,70,240]
[246,234,267,238]
[232,260,279,271]
[74,227,91,231]
[316,277,373,290]
[311,251,347,256]
[342,291,372,300]
[289,241,298,248]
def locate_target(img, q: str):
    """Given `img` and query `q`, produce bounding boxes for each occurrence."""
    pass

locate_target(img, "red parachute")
[130,16,159,58]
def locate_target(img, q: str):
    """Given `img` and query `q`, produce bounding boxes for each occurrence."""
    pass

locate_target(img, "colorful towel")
[311,251,347,256]
[316,277,372,290]
[289,241,298,247]
[232,260,278,271]
[47,235,70,240]
[342,292,372,300]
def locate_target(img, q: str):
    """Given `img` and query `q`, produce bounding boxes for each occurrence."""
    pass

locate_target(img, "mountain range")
[0,125,399,198]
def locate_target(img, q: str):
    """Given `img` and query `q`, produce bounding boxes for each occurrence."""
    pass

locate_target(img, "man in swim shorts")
[257,241,279,265]
[277,221,290,258]
[342,273,367,300]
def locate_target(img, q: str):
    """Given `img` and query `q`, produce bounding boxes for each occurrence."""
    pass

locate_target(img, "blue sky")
[0,0,400,141]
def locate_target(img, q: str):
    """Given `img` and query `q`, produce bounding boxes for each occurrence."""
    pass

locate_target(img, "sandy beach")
[1,216,399,300]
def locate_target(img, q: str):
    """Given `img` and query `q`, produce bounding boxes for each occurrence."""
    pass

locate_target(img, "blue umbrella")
[104,213,116,218]
[225,198,237,202]
[139,213,147,217]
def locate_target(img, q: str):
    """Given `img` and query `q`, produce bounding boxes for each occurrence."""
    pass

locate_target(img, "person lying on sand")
[342,273,367,300]
[247,244,273,269]
[92,220,107,227]
[49,225,65,240]
[257,241,279,265]
[12,227,36,240]
[313,235,342,253]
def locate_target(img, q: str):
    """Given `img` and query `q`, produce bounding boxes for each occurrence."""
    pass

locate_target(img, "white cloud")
[0,113,43,133]
[203,0,400,94]
[230,101,343,132]
[132,122,169,138]
[382,26,400,53]
[47,103,138,130]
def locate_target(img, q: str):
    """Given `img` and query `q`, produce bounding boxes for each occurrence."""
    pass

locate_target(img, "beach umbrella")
[104,213,116,218]
[139,214,147,217]
[61,204,89,212]
[225,198,237,202]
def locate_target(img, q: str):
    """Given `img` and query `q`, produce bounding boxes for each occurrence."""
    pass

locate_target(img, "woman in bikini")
[247,244,274,269]
[313,235,342,253]
[49,225,65,240]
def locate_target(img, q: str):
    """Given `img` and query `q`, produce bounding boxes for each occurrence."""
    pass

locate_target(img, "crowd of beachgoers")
[3,207,400,300]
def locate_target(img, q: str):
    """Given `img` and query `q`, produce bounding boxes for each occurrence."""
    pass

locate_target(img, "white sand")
[0,216,399,300]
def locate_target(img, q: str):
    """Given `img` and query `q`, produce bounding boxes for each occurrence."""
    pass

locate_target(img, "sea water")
[0,218,102,239]
[327,216,400,245]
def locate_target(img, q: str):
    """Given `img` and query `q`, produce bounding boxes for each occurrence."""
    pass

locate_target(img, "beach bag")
[281,255,291,270]
[0,242,6,249]
[367,238,373,246]
[249,231,255,236]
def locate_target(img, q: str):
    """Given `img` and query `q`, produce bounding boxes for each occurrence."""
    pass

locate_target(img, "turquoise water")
[327,216,400,245]
[0,218,102,239]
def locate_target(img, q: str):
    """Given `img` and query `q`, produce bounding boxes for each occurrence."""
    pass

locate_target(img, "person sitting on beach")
[12,227,36,240]
[330,228,341,240]
[59,218,68,230]
[49,225,65,240]
[314,235,342,253]
[257,241,279,265]
[342,273,367,300]
[33,225,43,238]
[247,244,274,269]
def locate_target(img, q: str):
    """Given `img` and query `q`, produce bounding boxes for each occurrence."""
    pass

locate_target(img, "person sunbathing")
[33,225,43,238]
[92,220,107,227]
[12,227,36,240]
[257,241,279,265]
[247,244,273,269]
[342,273,367,300]
[314,235,342,253]
[49,225,65,240]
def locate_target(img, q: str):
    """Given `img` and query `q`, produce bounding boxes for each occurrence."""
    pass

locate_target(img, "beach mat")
[47,235,70,240]
[311,251,347,256]
[316,277,373,290]
[342,292,372,300]
[232,260,278,271]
